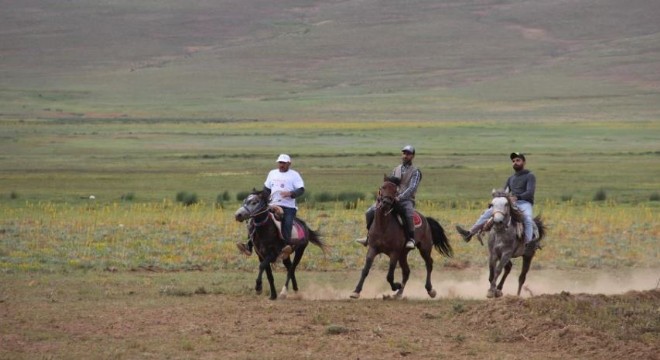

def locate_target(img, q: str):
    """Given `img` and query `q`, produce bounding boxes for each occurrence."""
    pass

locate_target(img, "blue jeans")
[472,200,534,243]
[281,207,297,244]
[516,201,534,243]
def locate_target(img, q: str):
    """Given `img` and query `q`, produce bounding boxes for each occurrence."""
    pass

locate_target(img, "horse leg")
[517,255,533,296]
[497,260,513,292]
[487,253,499,298]
[280,257,293,299]
[257,254,278,300]
[395,255,411,298]
[491,253,512,298]
[281,245,306,298]
[255,256,265,295]
[350,248,377,299]
[419,248,436,298]
[264,261,277,300]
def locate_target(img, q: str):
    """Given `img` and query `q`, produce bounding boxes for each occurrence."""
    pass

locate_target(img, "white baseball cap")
[276,154,291,163]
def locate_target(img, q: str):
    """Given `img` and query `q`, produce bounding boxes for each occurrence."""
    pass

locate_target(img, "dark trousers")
[281,206,297,244]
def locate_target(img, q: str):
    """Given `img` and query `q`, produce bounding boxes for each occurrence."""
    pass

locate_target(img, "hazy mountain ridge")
[1,0,658,120]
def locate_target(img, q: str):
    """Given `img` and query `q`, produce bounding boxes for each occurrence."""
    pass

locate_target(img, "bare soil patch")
[1,272,658,359]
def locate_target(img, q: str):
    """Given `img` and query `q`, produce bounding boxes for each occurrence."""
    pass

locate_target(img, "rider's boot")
[236,240,253,256]
[356,211,374,246]
[455,225,476,242]
[524,240,538,257]
[405,230,416,249]
[277,244,293,260]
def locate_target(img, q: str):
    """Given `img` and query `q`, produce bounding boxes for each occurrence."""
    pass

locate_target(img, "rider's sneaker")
[236,243,252,256]
[405,238,416,249]
[455,225,474,242]
[524,240,538,257]
[277,245,293,260]
[355,237,368,246]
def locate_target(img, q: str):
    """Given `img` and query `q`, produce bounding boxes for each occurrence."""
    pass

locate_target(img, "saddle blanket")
[271,213,305,243]
[396,211,423,229]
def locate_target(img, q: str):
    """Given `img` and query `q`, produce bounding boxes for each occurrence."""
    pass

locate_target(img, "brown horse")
[480,190,547,298]
[235,189,325,300]
[350,176,453,299]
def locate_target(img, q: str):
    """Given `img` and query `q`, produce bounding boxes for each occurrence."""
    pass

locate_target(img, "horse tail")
[296,218,327,253]
[427,217,453,258]
[534,215,546,241]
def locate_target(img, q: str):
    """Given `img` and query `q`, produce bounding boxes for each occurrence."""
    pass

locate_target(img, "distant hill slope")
[1,0,658,121]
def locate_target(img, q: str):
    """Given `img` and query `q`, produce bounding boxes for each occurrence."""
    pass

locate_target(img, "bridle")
[377,180,398,214]
[239,194,270,225]
[491,197,512,227]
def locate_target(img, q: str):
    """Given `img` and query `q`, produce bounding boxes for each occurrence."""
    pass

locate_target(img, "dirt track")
[1,271,658,360]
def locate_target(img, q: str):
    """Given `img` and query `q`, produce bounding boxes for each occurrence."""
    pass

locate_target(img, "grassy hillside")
[1,0,659,121]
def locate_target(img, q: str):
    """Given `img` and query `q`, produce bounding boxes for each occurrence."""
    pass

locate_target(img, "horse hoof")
[487,290,495,298]
[279,287,288,299]
[428,289,437,298]
[495,290,503,298]
[349,292,360,299]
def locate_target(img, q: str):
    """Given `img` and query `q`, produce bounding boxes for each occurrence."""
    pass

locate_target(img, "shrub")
[221,190,230,201]
[560,194,573,202]
[9,191,18,200]
[650,192,660,201]
[121,192,135,201]
[176,191,198,206]
[215,194,225,209]
[236,191,251,201]
[593,189,607,201]
[314,192,335,202]
[337,191,365,202]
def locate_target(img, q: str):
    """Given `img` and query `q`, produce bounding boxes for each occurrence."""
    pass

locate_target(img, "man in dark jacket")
[456,152,538,256]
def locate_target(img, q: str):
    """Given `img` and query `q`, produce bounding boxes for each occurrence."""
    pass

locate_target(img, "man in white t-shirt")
[237,154,305,260]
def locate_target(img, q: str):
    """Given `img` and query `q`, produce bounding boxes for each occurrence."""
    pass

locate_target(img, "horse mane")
[509,201,524,224]
[384,175,401,186]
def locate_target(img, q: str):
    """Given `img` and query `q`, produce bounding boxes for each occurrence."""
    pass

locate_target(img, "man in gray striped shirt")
[357,145,422,249]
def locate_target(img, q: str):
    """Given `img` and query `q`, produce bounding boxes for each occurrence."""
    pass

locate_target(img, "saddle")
[267,205,305,243]
[394,211,423,229]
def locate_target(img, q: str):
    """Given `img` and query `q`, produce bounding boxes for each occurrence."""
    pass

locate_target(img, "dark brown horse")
[234,189,325,300]
[479,190,547,298]
[350,176,453,299]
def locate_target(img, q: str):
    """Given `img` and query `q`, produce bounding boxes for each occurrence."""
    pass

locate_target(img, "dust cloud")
[294,268,660,301]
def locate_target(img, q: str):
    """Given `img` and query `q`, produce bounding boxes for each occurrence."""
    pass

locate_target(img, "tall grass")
[0,199,657,273]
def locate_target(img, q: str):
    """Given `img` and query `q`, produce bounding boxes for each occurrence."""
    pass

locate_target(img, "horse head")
[378,175,400,209]
[235,189,268,222]
[490,189,513,225]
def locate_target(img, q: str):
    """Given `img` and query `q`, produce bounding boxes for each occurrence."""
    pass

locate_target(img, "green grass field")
[1,0,658,274]
[1,119,658,273]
